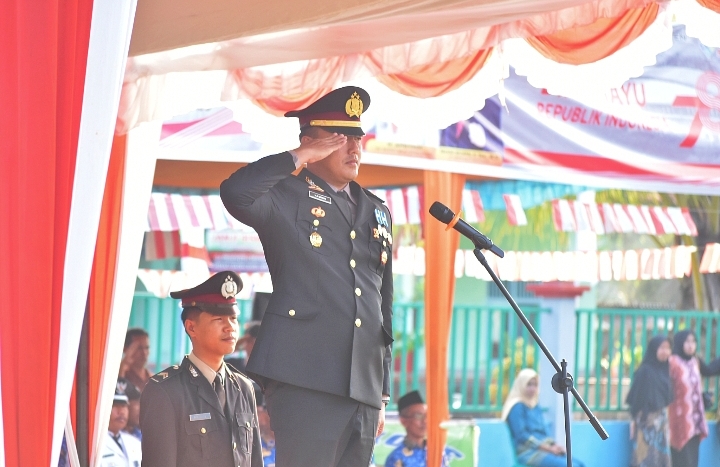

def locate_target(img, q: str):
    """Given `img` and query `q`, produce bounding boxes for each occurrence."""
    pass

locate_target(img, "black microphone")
[429,201,505,258]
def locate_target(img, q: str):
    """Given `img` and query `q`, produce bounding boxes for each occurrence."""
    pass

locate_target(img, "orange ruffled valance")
[527,2,659,65]
[245,48,493,114]
[376,48,493,98]
[698,0,720,13]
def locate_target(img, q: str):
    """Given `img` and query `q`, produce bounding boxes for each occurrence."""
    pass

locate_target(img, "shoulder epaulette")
[149,364,182,383]
[363,187,386,204]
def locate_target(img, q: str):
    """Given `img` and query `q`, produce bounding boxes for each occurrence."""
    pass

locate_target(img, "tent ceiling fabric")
[120,0,658,133]
[129,0,653,60]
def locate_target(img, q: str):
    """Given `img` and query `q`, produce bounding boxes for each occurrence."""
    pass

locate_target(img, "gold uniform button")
[289,309,296,316]
[350,230,356,239]
[201,427,206,434]
[350,259,356,268]
[355,288,361,296]
[355,319,362,327]
[313,219,319,226]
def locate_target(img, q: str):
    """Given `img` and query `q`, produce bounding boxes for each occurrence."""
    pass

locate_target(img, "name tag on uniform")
[189,412,211,421]
[309,191,332,204]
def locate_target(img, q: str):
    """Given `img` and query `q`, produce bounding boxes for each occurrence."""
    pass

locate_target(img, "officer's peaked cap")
[284,86,370,137]
[170,271,243,320]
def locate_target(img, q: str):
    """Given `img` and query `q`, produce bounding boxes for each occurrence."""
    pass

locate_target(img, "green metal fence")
[447,305,545,414]
[575,308,720,412]
[129,293,543,413]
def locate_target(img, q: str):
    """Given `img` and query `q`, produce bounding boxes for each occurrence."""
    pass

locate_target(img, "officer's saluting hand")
[140,272,263,467]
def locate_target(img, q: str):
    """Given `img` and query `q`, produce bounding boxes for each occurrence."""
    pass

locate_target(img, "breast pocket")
[184,418,220,459]
[235,412,256,454]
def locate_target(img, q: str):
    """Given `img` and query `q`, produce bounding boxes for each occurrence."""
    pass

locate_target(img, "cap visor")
[318,126,365,137]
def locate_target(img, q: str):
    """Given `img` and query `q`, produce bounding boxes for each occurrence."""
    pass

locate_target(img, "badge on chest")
[309,191,332,204]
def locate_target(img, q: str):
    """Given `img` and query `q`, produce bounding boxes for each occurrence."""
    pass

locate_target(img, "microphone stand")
[472,248,608,467]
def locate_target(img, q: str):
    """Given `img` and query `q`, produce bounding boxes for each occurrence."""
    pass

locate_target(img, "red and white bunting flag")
[639,206,657,235]
[681,208,698,236]
[405,186,422,225]
[180,228,211,282]
[503,194,527,226]
[666,207,691,236]
[144,231,181,261]
[462,189,485,223]
[148,193,175,231]
[552,200,575,232]
[613,204,635,233]
[650,207,677,235]
[586,202,605,235]
[572,201,592,232]
[389,189,408,225]
[601,203,621,233]
[205,195,231,230]
[699,243,720,274]
[625,205,649,234]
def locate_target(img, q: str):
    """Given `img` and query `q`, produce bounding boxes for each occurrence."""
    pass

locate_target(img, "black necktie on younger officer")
[214,374,226,411]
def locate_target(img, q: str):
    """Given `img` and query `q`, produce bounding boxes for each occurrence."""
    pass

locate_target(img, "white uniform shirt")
[100,430,142,467]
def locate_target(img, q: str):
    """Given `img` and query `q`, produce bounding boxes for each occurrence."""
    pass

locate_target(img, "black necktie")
[338,190,355,224]
[214,374,226,411]
[112,433,123,451]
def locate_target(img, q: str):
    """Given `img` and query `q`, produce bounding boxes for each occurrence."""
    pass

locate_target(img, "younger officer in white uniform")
[101,380,142,467]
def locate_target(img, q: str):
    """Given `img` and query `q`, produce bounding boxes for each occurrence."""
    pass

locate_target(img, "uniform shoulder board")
[363,187,386,204]
[150,364,181,383]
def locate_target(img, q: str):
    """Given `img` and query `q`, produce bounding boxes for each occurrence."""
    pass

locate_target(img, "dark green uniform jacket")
[220,152,393,409]
[140,357,263,467]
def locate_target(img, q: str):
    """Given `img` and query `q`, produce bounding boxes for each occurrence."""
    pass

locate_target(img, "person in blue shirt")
[255,389,276,467]
[502,368,585,467]
[384,391,449,467]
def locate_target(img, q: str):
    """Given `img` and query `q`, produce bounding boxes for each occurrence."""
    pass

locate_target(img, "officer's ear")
[182,307,202,337]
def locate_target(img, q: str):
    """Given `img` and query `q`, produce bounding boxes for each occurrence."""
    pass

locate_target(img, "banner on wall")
[366,28,720,195]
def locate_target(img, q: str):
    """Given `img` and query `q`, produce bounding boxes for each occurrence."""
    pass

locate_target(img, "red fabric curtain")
[85,134,127,460]
[423,171,465,467]
[376,48,493,98]
[698,0,720,13]
[526,3,659,65]
[0,0,93,464]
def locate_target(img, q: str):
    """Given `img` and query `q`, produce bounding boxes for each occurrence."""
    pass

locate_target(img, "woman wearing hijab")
[668,330,720,467]
[502,368,585,467]
[626,335,673,467]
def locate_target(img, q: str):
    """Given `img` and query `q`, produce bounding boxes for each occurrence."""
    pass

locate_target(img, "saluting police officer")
[220,86,394,467]
[140,271,263,467]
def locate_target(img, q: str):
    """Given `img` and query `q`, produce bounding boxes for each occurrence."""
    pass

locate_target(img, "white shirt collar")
[188,351,225,385]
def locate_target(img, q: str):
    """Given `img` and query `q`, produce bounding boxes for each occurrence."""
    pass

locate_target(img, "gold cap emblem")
[345,92,363,118]
[221,275,238,299]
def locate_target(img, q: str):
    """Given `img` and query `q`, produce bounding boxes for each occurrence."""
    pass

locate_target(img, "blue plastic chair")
[506,424,531,467]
